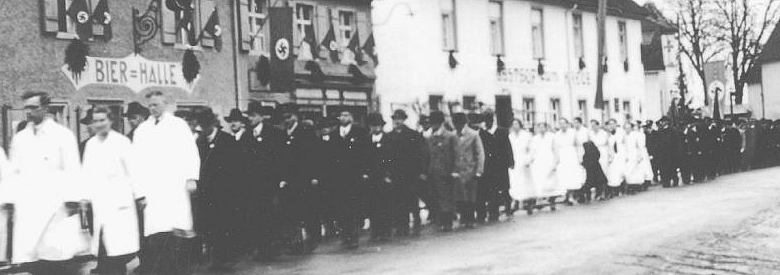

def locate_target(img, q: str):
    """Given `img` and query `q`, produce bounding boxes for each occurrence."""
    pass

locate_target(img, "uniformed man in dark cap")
[365,113,395,241]
[476,111,513,222]
[123,101,150,141]
[654,116,679,187]
[386,109,428,235]
[680,119,703,184]
[722,119,742,174]
[702,117,719,180]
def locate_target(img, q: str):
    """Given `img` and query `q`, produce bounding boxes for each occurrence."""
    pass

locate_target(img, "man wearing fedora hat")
[424,111,459,232]
[365,113,395,241]
[224,108,249,142]
[239,101,285,260]
[123,102,150,141]
[277,105,322,254]
[386,109,429,235]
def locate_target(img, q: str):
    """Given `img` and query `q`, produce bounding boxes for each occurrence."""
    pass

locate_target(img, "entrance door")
[495,95,513,128]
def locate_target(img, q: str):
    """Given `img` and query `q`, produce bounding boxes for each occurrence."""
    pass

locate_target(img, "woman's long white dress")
[529,132,560,197]
[624,130,644,185]
[555,129,586,191]
[508,130,533,200]
[639,131,655,181]
[607,128,627,187]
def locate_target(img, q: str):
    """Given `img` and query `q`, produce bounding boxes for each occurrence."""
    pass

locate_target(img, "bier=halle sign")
[61,54,197,93]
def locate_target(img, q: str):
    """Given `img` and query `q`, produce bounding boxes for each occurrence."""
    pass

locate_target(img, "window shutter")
[200,0,215,48]
[356,10,370,48]
[161,1,177,44]
[42,0,59,33]
[237,0,251,51]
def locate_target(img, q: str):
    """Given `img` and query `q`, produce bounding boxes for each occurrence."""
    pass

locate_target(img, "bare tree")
[712,0,780,104]
[673,0,723,106]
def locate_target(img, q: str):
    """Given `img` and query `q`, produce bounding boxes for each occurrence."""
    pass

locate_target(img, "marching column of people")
[2,90,780,274]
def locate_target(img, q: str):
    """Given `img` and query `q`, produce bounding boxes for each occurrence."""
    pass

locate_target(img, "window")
[614,98,620,113]
[247,0,268,54]
[550,98,561,122]
[577,99,588,122]
[572,13,584,59]
[429,95,444,111]
[618,21,628,70]
[295,3,315,48]
[488,1,503,55]
[602,100,611,122]
[531,7,545,59]
[523,98,536,125]
[623,100,631,118]
[161,0,216,48]
[441,0,457,50]
[42,0,111,40]
[463,95,477,111]
[338,10,355,46]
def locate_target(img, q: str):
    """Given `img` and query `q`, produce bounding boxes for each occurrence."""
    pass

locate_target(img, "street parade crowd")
[0,90,779,275]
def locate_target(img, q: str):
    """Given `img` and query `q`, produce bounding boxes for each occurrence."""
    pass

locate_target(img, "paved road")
[196,167,780,275]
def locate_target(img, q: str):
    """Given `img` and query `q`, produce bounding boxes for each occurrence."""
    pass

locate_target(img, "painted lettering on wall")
[61,54,196,93]
[498,67,592,86]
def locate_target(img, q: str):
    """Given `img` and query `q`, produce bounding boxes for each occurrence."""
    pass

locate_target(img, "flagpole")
[132,7,139,54]
[594,0,607,117]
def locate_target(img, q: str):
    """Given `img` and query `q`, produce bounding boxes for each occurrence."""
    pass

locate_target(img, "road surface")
[197,167,780,275]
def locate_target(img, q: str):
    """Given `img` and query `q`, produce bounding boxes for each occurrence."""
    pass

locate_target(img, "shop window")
[429,95,444,111]
[41,0,112,40]
[531,7,545,60]
[441,0,457,51]
[488,1,503,55]
[618,21,628,72]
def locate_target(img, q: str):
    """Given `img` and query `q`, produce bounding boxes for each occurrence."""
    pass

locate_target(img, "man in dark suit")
[680,120,703,184]
[702,117,719,180]
[238,102,284,260]
[278,106,321,254]
[385,110,428,235]
[366,113,395,241]
[194,108,241,271]
[326,110,370,249]
[654,117,679,187]
[476,112,514,222]
[722,119,742,174]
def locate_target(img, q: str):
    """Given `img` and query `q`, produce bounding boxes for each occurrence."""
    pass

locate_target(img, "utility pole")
[594,0,607,117]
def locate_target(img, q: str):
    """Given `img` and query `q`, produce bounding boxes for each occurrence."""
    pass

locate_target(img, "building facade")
[0,0,375,149]
[373,0,648,127]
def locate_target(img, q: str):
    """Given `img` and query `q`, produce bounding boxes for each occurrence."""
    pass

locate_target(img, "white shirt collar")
[253,123,264,136]
[488,124,498,135]
[340,124,352,137]
[234,128,245,140]
[372,132,383,142]
[287,122,298,135]
[206,128,218,143]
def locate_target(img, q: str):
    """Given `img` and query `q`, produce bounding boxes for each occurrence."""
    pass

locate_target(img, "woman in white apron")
[81,107,139,274]
[529,123,560,210]
[554,119,586,205]
[589,120,610,200]
[606,119,627,198]
[624,121,644,193]
[507,119,533,211]
[639,124,655,190]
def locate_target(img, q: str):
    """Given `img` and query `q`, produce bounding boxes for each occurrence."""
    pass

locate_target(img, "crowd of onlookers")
[0,89,778,275]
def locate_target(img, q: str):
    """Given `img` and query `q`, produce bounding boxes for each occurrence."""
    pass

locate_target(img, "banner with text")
[61,54,197,93]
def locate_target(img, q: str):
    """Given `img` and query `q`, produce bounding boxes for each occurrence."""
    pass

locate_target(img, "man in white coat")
[132,91,200,275]
[81,107,139,275]
[2,91,88,274]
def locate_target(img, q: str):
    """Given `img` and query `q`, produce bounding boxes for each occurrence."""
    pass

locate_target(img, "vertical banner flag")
[269,7,294,93]
[594,0,607,110]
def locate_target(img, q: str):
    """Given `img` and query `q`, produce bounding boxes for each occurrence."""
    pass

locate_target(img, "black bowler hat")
[195,107,218,125]
[452,113,467,125]
[391,109,408,120]
[224,108,247,123]
[467,113,482,124]
[429,111,445,125]
[80,108,94,125]
[278,103,298,116]
[366,113,386,126]
[124,102,150,117]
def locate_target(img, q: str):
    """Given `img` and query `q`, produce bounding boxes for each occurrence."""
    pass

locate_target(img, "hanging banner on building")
[269,7,294,93]
[61,54,197,93]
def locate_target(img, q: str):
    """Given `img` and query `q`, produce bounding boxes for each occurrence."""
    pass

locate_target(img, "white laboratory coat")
[529,132,561,198]
[132,112,200,237]
[607,128,628,187]
[508,130,533,200]
[81,131,139,256]
[2,118,89,264]
[555,129,586,190]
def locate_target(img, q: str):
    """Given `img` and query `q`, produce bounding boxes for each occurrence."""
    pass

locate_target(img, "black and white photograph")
[1,0,780,274]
